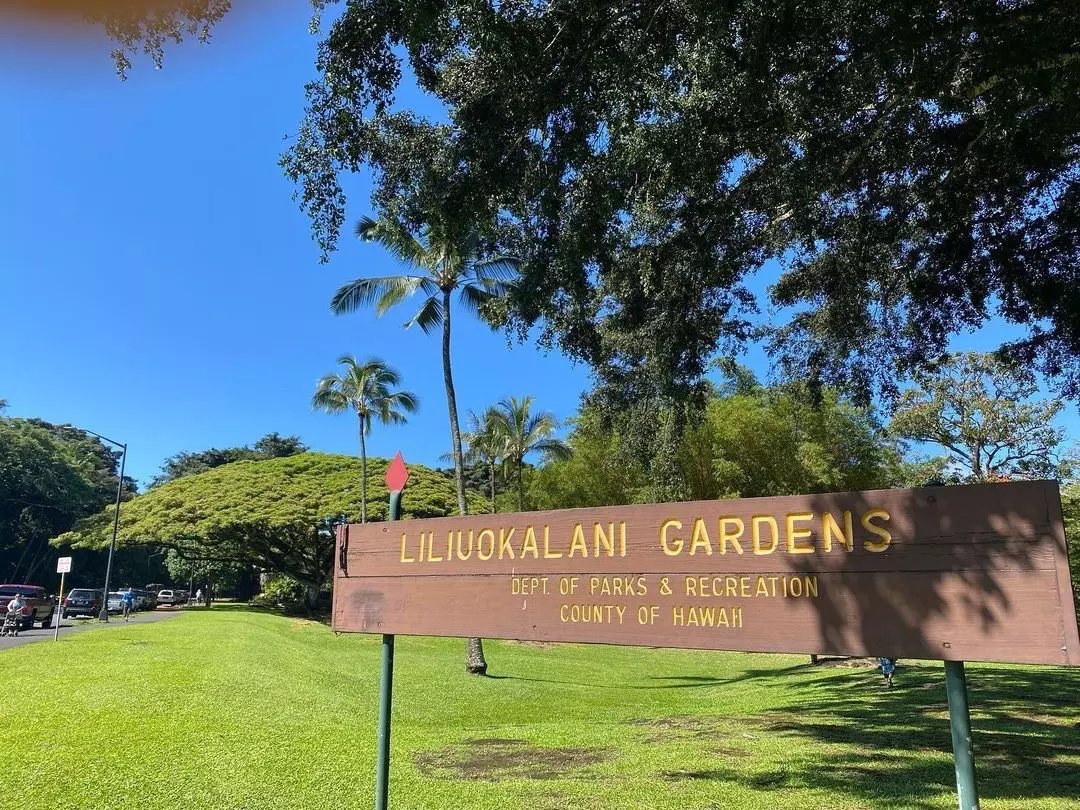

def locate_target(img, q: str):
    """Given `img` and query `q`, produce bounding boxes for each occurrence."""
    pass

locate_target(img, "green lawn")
[1,608,1077,810]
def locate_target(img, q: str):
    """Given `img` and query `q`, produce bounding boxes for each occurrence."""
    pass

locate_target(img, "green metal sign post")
[944,661,980,810]
[375,454,409,810]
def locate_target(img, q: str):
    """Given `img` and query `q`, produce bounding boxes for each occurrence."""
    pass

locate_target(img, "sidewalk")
[0,609,182,652]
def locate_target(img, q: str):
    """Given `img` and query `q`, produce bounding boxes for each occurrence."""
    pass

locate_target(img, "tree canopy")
[99,1,1080,407]
[1,418,96,582]
[889,352,1070,482]
[682,381,905,501]
[529,373,903,509]
[55,452,484,604]
[1,415,135,584]
[151,432,308,487]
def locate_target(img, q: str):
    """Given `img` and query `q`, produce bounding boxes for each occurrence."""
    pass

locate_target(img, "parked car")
[174,589,190,605]
[106,592,125,612]
[63,589,104,618]
[156,589,178,606]
[0,584,55,629]
[116,588,148,611]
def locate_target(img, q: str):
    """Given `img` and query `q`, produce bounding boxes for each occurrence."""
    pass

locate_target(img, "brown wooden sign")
[332,481,1080,666]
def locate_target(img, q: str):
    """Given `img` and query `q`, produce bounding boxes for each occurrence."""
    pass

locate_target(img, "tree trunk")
[443,287,487,674]
[443,289,468,516]
[489,462,497,514]
[516,457,524,512]
[465,636,488,675]
[306,583,321,612]
[359,415,368,523]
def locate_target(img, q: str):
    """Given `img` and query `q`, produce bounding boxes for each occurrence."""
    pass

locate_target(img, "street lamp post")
[69,426,127,622]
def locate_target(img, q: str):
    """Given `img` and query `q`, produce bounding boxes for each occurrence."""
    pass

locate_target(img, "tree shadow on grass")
[658,662,1080,808]
[488,664,804,690]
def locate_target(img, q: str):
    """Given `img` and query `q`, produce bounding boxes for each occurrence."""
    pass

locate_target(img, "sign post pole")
[54,556,72,641]
[375,453,409,810]
[54,571,65,641]
[944,660,980,810]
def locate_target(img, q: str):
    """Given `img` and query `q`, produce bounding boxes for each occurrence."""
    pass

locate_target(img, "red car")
[0,584,56,630]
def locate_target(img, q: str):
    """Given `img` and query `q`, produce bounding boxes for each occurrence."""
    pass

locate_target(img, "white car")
[156,589,177,605]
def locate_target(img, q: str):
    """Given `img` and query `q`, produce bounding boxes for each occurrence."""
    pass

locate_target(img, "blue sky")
[0,6,597,487]
[1,6,1075,487]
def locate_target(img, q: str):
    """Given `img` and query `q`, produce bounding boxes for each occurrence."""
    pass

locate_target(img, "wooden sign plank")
[332,481,1080,666]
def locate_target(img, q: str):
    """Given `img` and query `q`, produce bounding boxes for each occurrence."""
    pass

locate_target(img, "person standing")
[878,657,898,688]
[4,592,26,636]
[120,590,134,621]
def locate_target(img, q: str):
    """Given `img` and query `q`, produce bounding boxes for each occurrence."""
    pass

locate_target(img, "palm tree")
[332,215,518,675]
[493,395,573,511]
[312,356,418,523]
[461,407,509,514]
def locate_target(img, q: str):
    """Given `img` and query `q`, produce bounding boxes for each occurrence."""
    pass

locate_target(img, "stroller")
[0,608,21,638]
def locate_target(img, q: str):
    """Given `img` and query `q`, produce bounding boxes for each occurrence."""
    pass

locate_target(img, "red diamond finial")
[385,451,409,492]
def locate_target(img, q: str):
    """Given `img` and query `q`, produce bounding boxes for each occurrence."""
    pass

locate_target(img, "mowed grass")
[1,608,1078,810]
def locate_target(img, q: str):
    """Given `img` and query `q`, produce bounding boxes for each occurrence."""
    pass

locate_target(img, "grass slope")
[1,608,1077,810]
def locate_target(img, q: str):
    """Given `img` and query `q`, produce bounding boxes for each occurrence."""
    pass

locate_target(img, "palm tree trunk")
[442,288,487,675]
[489,461,496,514]
[465,636,487,675]
[358,415,368,523]
[442,289,468,516]
[516,457,524,512]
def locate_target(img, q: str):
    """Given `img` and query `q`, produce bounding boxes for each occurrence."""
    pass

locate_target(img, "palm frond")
[405,295,444,335]
[356,216,432,271]
[311,377,351,414]
[458,283,499,318]
[524,411,560,444]
[316,356,418,437]
[355,357,400,387]
[390,390,420,413]
[532,437,573,462]
[334,353,363,372]
[330,276,412,315]
[471,255,521,284]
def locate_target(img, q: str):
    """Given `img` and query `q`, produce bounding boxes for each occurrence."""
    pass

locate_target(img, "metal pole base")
[944,660,980,810]
[375,633,395,810]
[98,609,109,622]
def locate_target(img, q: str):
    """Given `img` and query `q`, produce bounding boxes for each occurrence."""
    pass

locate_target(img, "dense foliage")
[55,452,483,605]
[0,415,141,585]
[529,375,903,509]
[1059,483,1080,608]
[890,352,1071,482]
[151,432,307,487]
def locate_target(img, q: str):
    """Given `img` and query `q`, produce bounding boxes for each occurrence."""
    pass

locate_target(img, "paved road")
[0,609,182,652]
